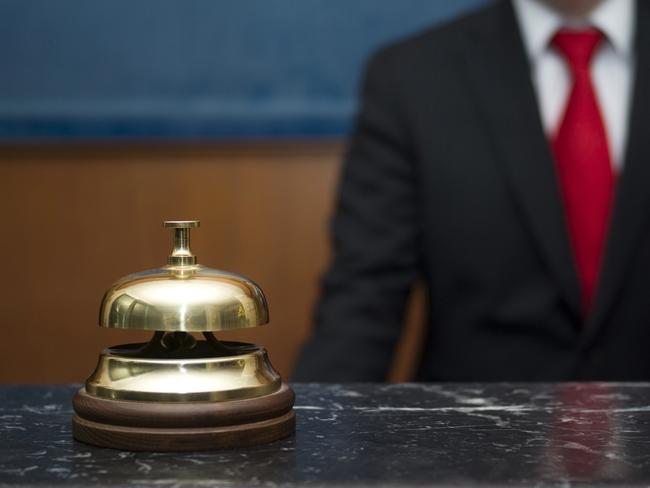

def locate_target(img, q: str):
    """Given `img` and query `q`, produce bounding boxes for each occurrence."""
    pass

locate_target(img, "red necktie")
[551,29,615,315]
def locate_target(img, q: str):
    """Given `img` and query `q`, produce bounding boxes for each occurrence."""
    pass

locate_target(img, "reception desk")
[2,383,648,487]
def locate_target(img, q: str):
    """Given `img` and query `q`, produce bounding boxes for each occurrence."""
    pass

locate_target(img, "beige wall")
[0,142,423,384]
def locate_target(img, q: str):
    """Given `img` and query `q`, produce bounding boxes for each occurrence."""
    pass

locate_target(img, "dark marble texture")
[2,383,650,487]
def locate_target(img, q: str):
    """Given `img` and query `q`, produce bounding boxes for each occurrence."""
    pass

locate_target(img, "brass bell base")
[84,337,282,403]
[72,383,295,451]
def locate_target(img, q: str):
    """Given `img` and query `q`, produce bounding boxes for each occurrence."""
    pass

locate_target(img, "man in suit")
[295,0,650,381]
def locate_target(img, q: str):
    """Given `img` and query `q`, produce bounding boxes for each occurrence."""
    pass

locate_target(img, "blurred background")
[0,0,487,383]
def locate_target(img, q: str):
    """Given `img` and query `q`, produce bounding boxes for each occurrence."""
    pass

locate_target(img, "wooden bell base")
[72,383,295,451]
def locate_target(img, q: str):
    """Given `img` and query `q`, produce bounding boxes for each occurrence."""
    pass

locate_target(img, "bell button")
[164,220,200,266]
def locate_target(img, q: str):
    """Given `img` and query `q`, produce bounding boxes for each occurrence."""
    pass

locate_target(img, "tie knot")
[551,28,604,71]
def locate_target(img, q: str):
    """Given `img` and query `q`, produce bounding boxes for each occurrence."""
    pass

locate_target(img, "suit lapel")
[585,0,650,344]
[461,1,582,321]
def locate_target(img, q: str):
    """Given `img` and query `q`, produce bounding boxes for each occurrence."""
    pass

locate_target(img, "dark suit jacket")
[295,0,650,381]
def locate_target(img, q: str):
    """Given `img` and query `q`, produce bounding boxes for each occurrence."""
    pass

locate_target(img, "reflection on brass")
[99,220,269,332]
[86,344,281,402]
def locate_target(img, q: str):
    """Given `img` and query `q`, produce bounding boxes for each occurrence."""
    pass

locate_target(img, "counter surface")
[2,383,650,487]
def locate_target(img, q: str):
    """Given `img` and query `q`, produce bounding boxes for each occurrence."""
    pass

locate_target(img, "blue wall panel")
[0,0,489,140]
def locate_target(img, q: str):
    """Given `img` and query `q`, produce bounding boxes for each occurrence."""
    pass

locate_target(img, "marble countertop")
[2,383,650,487]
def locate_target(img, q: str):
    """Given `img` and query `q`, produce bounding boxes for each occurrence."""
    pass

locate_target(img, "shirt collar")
[512,0,636,60]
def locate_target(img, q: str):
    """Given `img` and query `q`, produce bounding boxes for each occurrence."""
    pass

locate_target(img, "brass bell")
[72,220,295,451]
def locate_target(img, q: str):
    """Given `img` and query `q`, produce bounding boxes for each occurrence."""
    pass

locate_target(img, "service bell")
[72,220,295,451]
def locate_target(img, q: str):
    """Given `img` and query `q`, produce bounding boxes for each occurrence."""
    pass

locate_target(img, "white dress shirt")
[511,0,636,169]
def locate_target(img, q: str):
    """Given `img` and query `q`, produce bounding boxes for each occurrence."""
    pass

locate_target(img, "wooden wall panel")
[0,142,424,384]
